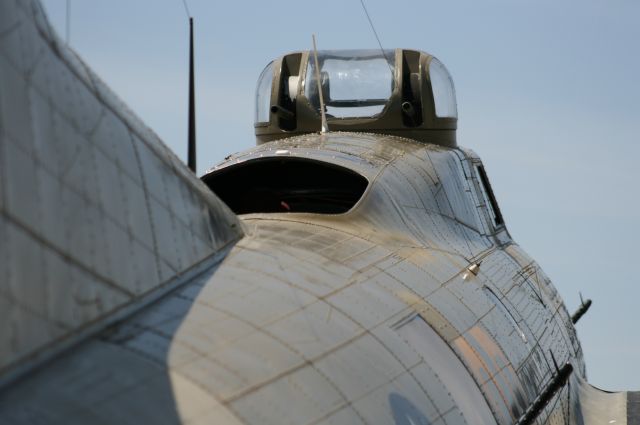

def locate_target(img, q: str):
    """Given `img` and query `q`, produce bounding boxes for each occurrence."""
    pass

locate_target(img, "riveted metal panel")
[351,372,442,424]
[315,333,406,402]
[0,0,242,383]
[229,365,345,425]
[325,270,409,328]
[0,3,595,422]
[266,301,364,360]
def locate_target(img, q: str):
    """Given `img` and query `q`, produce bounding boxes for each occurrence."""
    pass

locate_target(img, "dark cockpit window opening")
[476,165,504,227]
[202,157,368,215]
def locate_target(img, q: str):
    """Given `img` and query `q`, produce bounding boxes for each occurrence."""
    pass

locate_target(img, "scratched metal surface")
[0,1,631,424]
[0,0,241,386]
[1,131,585,424]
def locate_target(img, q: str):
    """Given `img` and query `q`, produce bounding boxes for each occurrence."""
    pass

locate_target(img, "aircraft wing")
[0,0,242,390]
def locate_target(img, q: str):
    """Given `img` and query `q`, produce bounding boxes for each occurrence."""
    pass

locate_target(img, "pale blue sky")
[41,0,640,390]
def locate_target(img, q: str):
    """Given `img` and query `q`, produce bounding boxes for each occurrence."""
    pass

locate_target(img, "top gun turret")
[254,49,458,147]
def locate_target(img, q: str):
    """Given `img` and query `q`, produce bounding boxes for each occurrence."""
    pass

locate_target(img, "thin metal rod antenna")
[179,0,196,172]
[358,0,395,81]
[311,34,328,134]
[65,0,70,44]
[187,17,196,172]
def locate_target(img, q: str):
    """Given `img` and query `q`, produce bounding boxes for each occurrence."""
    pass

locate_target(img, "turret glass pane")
[255,61,274,123]
[305,50,395,118]
[429,58,457,118]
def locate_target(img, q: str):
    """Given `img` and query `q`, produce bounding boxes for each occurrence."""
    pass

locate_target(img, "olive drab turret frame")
[254,49,458,148]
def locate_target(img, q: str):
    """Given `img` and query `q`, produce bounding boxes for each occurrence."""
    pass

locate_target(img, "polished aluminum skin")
[0,0,241,387]
[0,1,636,424]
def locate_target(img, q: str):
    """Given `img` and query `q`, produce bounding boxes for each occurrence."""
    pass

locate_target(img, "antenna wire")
[181,0,191,19]
[358,0,395,81]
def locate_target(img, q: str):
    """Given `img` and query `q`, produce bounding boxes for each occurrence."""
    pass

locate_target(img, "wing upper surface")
[0,0,242,385]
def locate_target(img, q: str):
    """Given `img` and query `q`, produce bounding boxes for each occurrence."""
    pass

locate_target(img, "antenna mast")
[187,17,196,173]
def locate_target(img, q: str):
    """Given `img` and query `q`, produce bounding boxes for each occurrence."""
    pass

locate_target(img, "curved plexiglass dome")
[255,51,458,123]
[255,61,274,123]
[304,49,395,119]
[429,58,457,118]
[254,49,459,148]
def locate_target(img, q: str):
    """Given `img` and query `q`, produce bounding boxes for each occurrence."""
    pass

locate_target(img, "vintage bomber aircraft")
[0,1,637,424]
